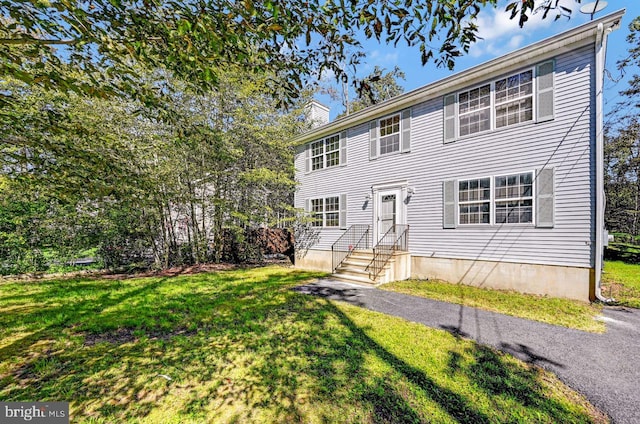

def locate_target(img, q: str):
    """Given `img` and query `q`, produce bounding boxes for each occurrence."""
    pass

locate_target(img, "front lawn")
[0,266,606,423]
[382,279,604,333]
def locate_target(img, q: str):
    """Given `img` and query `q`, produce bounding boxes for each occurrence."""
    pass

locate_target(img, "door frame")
[372,180,408,243]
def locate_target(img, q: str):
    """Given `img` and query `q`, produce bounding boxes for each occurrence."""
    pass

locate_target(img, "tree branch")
[0,38,79,46]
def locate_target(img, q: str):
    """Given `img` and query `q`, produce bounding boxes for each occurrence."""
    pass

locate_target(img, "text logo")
[1,402,68,423]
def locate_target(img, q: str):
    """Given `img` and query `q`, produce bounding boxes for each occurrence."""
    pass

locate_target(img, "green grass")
[0,266,606,423]
[382,280,604,333]
[602,261,640,308]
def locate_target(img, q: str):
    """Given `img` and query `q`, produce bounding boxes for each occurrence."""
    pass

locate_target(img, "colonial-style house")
[293,10,625,301]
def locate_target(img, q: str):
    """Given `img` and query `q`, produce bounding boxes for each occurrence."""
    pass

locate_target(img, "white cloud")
[384,52,399,63]
[468,0,582,58]
[318,68,336,83]
[508,35,525,50]
[368,49,399,65]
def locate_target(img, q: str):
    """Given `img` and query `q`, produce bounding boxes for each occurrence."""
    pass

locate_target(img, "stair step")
[331,273,377,285]
[335,266,370,276]
[343,257,392,266]
[344,252,372,258]
[338,262,389,272]
[342,258,372,267]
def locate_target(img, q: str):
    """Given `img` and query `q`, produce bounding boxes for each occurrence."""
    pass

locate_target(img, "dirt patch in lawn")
[102,263,239,280]
[83,327,197,346]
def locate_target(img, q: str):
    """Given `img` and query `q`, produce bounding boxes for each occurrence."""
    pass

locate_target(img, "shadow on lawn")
[0,267,598,423]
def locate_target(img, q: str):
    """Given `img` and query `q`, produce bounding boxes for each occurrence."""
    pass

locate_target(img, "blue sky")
[315,1,638,120]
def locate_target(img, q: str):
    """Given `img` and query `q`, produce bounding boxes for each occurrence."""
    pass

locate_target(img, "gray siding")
[295,45,595,268]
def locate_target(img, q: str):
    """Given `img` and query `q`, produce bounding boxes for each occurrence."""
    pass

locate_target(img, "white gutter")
[594,19,621,303]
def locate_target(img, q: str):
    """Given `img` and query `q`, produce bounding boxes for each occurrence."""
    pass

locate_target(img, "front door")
[375,188,402,242]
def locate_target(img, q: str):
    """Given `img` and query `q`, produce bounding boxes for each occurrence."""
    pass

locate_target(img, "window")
[310,196,340,227]
[459,84,491,137]
[311,140,324,171]
[443,61,554,143]
[309,133,342,171]
[311,198,324,227]
[444,169,553,229]
[495,172,533,224]
[370,109,411,159]
[379,114,401,155]
[325,196,339,227]
[495,70,533,128]
[458,178,491,224]
[325,134,340,167]
[455,172,534,225]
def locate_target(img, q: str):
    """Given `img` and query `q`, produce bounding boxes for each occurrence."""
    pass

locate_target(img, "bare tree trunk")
[212,173,225,262]
[631,180,640,238]
[163,199,178,268]
[143,207,161,268]
[186,179,201,263]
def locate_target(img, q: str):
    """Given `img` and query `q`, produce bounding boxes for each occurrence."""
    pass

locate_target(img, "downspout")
[594,21,617,302]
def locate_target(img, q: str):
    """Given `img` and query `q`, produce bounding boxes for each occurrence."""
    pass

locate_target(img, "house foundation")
[411,255,592,302]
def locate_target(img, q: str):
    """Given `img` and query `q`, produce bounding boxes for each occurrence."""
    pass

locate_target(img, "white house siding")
[295,45,595,269]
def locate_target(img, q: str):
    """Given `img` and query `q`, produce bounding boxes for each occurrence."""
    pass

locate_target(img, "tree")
[604,16,640,239]
[351,66,406,114]
[616,16,640,104]
[605,119,640,237]
[0,0,580,105]
[0,67,308,272]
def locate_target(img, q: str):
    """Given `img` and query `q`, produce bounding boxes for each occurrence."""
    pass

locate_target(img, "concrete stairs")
[332,249,411,286]
[332,250,382,286]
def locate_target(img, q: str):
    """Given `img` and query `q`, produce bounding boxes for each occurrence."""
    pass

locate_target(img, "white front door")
[375,188,402,242]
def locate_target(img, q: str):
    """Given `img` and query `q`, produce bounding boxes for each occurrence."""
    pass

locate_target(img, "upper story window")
[325,134,340,167]
[379,114,401,155]
[306,133,345,172]
[369,108,412,160]
[495,70,533,128]
[311,140,324,171]
[443,60,555,143]
[459,84,491,137]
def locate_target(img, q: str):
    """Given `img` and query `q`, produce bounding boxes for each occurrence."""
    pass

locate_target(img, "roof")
[292,9,625,146]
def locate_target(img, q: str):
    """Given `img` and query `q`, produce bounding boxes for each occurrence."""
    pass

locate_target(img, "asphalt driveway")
[295,279,640,424]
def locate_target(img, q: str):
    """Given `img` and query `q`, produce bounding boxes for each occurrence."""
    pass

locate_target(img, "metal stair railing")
[331,224,371,272]
[366,224,409,281]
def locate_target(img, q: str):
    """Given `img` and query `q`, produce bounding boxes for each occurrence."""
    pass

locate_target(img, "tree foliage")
[0,0,581,105]
[605,16,640,238]
[605,120,640,237]
[332,65,406,118]
[353,66,406,113]
[0,69,306,273]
